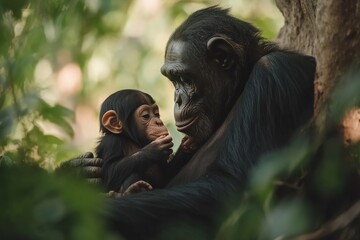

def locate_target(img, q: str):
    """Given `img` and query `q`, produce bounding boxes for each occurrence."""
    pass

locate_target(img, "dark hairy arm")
[105,173,239,239]
[104,136,173,191]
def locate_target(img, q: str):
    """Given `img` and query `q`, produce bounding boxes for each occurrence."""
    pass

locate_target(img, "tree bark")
[275,0,360,238]
[276,0,316,56]
[276,0,360,139]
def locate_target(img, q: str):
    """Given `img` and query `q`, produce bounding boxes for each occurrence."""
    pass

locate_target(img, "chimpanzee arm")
[163,147,194,182]
[213,51,316,180]
[56,152,103,185]
[104,173,239,239]
[104,143,171,191]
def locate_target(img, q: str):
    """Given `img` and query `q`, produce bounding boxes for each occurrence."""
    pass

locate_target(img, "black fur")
[96,90,165,192]
[105,7,316,239]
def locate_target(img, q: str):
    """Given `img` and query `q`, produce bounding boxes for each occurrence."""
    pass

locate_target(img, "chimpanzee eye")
[142,114,150,120]
[180,76,190,84]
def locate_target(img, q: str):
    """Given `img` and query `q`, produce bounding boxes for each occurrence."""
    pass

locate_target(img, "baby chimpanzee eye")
[142,114,150,120]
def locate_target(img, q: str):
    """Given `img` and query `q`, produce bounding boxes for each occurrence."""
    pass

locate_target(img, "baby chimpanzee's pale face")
[133,104,168,142]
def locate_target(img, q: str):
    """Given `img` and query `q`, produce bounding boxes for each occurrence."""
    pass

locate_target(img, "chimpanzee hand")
[107,180,153,198]
[141,134,173,162]
[56,152,103,185]
[180,135,199,153]
[123,180,153,196]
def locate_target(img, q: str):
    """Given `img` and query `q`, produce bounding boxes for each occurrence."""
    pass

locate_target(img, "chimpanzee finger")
[157,135,173,146]
[87,178,103,186]
[163,149,173,156]
[83,166,103,178]
[156,134,173,142]
[78,152,94,158]
[160,140,174,150]
[64,157,104,168]
[162,134,173,142]
[106,190,122,198]
[80,157,104,167]
[123,180,153,196]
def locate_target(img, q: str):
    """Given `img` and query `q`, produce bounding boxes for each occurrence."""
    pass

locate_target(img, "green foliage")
[0,164,118,240]
[0,2,134,237]
[0,0,132,167]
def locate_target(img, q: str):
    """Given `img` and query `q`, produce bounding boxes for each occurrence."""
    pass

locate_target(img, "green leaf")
[43,134,64,145]
[38,100,74,137]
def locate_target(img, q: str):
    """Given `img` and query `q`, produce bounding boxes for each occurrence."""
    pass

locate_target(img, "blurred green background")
[0,0,282,169]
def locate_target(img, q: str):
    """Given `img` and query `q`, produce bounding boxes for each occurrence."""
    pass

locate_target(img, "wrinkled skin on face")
[161,40,238,145]
[133,103,169,144]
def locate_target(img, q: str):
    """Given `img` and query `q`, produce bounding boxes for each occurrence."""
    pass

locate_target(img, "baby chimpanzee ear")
[102,110,123,134]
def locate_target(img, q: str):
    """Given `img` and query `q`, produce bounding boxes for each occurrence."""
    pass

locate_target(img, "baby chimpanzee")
[95,89,173,196]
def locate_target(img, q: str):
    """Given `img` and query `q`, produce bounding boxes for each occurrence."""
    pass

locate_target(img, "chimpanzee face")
[161,39,237,144]
[100,89,169,147]
[133,104,168,143]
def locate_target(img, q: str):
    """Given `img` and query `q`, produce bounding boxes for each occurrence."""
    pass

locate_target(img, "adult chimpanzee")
[64,6,315,239]
[95,89,174,196]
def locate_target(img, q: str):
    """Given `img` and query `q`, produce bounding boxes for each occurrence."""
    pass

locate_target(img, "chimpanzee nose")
[155,118,163,126]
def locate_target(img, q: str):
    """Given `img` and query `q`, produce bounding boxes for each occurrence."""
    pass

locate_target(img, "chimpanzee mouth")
[149,131,169,139]
[176,117,198,132]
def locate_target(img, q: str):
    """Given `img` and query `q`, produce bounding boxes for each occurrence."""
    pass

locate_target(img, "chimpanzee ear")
[102,110,123,134]
[207,36,239,70]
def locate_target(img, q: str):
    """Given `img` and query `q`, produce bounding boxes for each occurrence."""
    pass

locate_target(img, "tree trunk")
[276,0,360,142]
[275,0,360,238]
